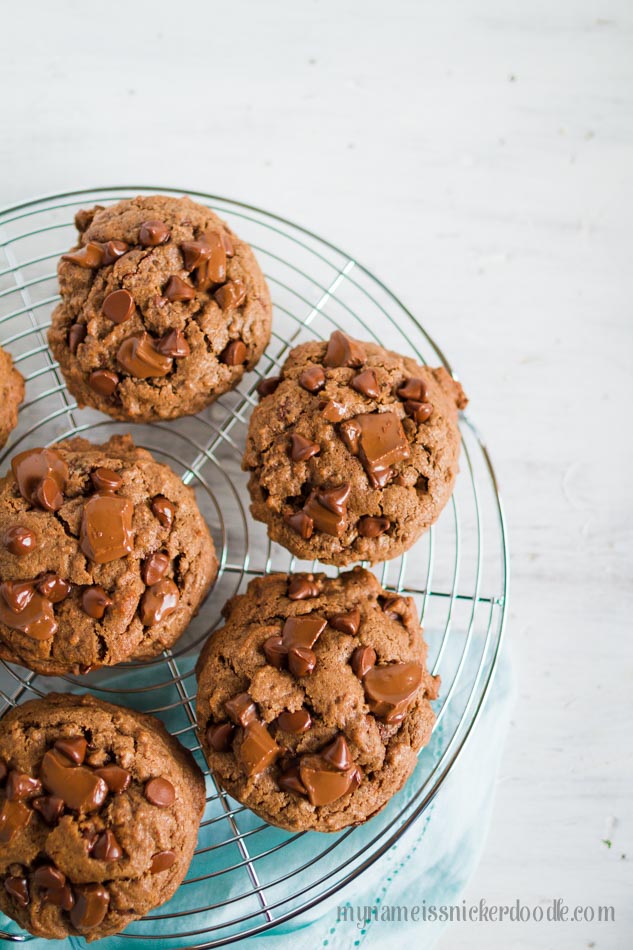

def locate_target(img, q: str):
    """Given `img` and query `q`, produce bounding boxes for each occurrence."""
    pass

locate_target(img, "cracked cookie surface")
[0,434,217,675]
[196,568,438,832]
[243,331,467,565]
[48,195,272,422]
[0,693,205,941]
[0,346,25,449]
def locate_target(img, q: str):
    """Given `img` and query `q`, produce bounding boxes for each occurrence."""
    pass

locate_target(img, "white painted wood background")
[1,1,631,947]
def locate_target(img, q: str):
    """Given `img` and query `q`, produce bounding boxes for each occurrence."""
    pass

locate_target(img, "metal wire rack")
[0,187,508,947]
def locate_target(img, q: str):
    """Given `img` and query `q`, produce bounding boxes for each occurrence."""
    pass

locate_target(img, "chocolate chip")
[102,289,135,324]
[299,365,326,393]
[1,580,35,613]
[3,525,37,557]
[32,795,64,825]
[256,376,281,398]
[35,476,64,512]
[329,607,361,636]
[322,735,352,771]
[163,275,195,302]
[287,574,320,600]
[263,635,287,668]
[101,240,129,265]
[139,220,170,246]
[277,766,307,795]
[181,238,213,271]
[144,777,175,807]
[70,883,110,930]
[381,595,408,619]
[351,368,380,398]
[4,875,29,907]
[277,708,312,733]
[363,661,424,724]
[151,495,175,528]
[320,399,346,422]
[117,332,173,378]
[191,232,227,289]
[225,693,258,727]
[142,552,170,586]
[220,339,248,365]
[68,323,87,353]
[54,736,87,765]
[93,765,131,794]
[33,865,65,889]
[323,330,366,368]
[139,578,179,626]
[405,400,433,423]
[397,377,428,402]
[214,279,246,310]
[91,829,123,861]
[80,494,133,564]
[358,516,390,538]
[88,369,119,396]
[62,242,104,268]
[35,574,70,604]
[91,467,123,493]
[43,883,75,911]
[351,645,376,679]
[206,722,235,752]
[288,645,316,677]
[5,771,41,800]
[81,586,112,619]
[236,721,280,777]
[40,749,108,812]
[284,510,314,539]
[289,433,320,462]
[156,329,191,357]
[150,850,176,873]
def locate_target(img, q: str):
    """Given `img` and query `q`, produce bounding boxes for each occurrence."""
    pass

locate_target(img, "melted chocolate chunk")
[284,509,314,539]
[101,240,129,265]
[299,365,326,393]
[80,493,134,564]
[117,333,173,378]
[0,579,35,612]
[287,574,320,600]
[36,574,70,603]
[5,771,41,800]
[225,693,257,727]
[237,721,280,777]
[70,883,110,930]
[351,645,376,679]
[363,661,423,723]
[323,330,366,368]
[214,279,246,310]
[303,483,351,537]
[3,525,37,557]
[11,448,68,510]
[139,578,179,626]
[405,400,433,423]
[40,748,108,812]
[206,722,235,752]
[102,289,135,324]
[0,589,58,640]
[0,799,31,842]
[4,875,29,907]
[91,467,123,493]
[54,736,87,765]
[282,615,326,650]
[32,795,64,825]
[277,766,307,795]
[93,765,131,794]
[340,411,410,488]
[320,399,346,422]
[142,552,170,586]
[298,761,357,806]
[358,516,390,538]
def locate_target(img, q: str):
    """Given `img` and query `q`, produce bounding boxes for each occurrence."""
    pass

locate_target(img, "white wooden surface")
[1,1,632,947]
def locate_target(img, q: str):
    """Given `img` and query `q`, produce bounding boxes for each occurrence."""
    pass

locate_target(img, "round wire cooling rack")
[0,187,509,948]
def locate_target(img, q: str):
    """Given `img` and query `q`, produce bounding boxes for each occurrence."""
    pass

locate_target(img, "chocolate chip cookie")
[0,434,217,675]
[48,195,272,422]
[0,693,205,941]
[243,331,467,565]
[0,346,25,449]
[196,568,438,832]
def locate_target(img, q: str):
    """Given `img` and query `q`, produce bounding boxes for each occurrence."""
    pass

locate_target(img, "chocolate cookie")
[0,435,217,675]
[0,346,25,449]
[48,195,272,422]
[0,693,205,941]
[244,331,467,565]
[196,568,438,832]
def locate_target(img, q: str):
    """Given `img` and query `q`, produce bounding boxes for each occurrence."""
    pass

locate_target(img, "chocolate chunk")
[289,433,320,462]
[214,279,246,310]
[117,332,173,378]
[144,776,175,807]
[36,476,64,511]
[101,240,129,265]
[80,493,134,563]
[62,242,104,268]
[220,339,248,366]
[206,722,234,752]
[36,573,71,603]
[150,850,176,873]
[277,708,312,733]
[397,378,428,402]
[32,795,64,825]
[363,661,423,723]
[323,330,366,368]
[287,574,320,600]
[1,579,35,613]
[299,365,326,393]
[139,220,170,246]
[277,766,307,795]
[351,369,380,398]
[256,376,281,398]
[70,883,110,930]
[237,721,280,777]
[0,590,57,640]
[88,369,119,396]
[322,735,352,771]
[5,771,41,799]
[284,509,314,539]
[358,516,390,538]
[3,525,37,557]
[91,467,123,493]
[288,645,317,677]
[320,399,346,422]
[33,865,65,889]
[282,615,326,650]
[263,635,287,668]
[139,578,179,626]
[91,829,123,861]
[43,882,75,910]
[298,762,356,806]
[81,586,112,619]
[340,411,410,488]
[0,798,31,842]
[11,447,68,509]
[151,495,175,528]
[163,275,195,302]
[194,232,227,289]
[221,232,234,256]
[68,323,87,353]
[156,328,191,357]
[405,400,433,423]
[142,552,170,586]
[329,607,361,636]
[4,875,29,907]
[181,238,213,271]
[93,765,131,794]
[102,289,135,324]
[303,483,351,537]
[225,693,257,727]
[54,736,87,765]
[351,645,376,679]
[40,749,108,812]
